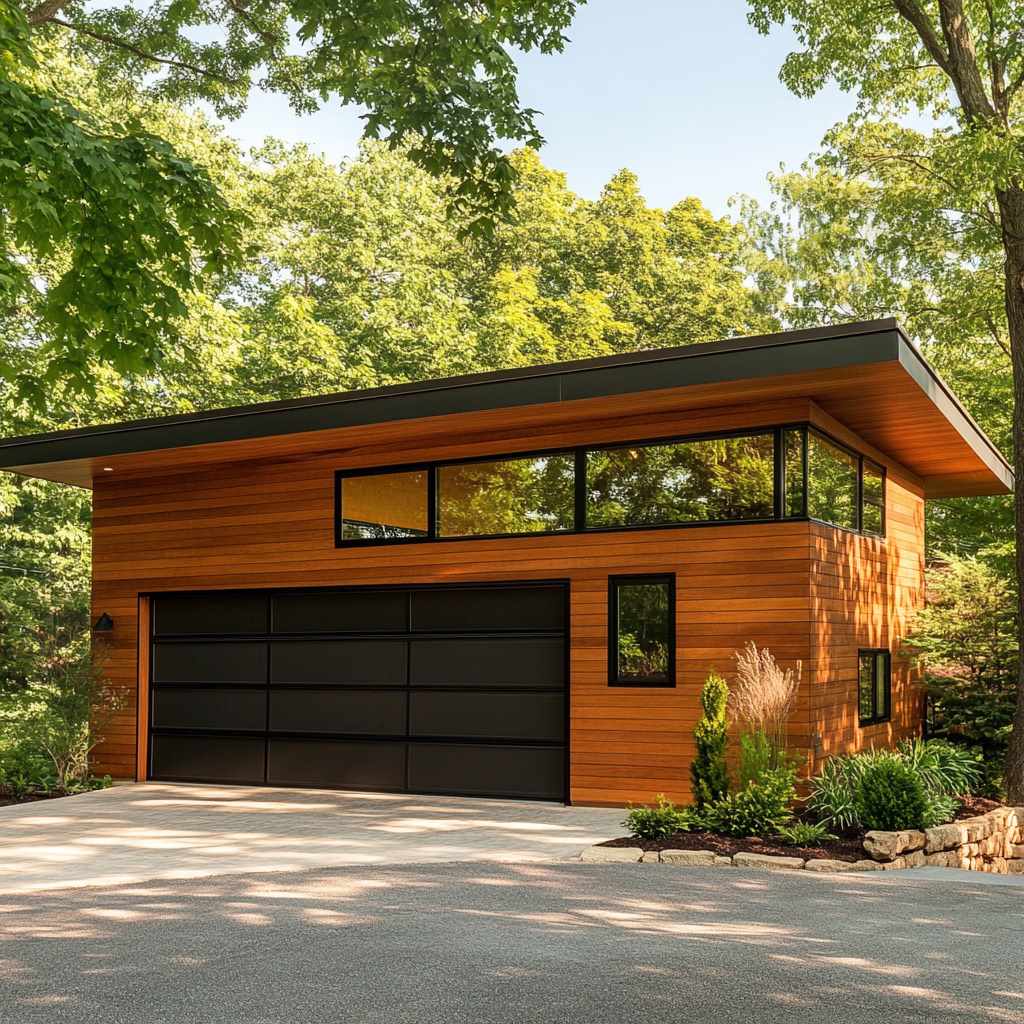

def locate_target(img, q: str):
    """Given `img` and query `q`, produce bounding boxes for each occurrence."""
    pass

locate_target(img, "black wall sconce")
[92,612,114,633]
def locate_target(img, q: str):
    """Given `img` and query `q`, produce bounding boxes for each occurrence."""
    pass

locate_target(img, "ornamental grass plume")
[731,642,801,767]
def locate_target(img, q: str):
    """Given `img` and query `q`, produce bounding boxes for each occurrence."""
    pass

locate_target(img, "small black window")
[858,650,891,726]
[609,575,675,687]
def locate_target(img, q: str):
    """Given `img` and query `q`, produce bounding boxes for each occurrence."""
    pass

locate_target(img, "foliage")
[808,740,980,832]
[807,756,863,832]
[905,557,1017,764]
[22,0,586,233]
[737,730,775,790]
[699,766,797,838]
[854,757,931,832]
[691,672,729,808]
[0,12,245,399]
[895,738,982,799]
[0,741,56,799]
[774,821,836,847]
[1,626,122,792]
[730,642,800,769]
[622,795,692,842]
[744,0,1024,804]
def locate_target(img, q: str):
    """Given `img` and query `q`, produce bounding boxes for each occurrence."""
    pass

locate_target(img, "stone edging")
[579,846,883,872]
[862,806,1024,874]
[581,805,1024,875]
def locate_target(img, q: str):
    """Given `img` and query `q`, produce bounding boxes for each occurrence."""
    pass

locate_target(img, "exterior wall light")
[92,612,114,633]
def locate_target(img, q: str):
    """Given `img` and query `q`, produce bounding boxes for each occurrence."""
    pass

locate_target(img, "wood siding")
[90,396,925,805]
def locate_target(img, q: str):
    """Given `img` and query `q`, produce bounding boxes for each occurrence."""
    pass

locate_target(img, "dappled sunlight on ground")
[0,784,624,894]
[0,863,1021,1023]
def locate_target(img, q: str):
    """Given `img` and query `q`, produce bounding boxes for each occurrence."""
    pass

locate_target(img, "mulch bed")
[0,792,68,808]
[955,795,1002,818]
[599,829,865,862]
[598,796,1009,864]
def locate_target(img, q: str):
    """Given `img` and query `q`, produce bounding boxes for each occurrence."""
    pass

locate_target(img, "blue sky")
[218,1,858,216]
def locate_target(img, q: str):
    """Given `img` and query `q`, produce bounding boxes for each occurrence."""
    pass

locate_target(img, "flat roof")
[0,318,1012,497]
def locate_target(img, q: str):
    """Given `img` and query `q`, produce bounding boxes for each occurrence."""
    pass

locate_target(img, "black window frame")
[858,648,892,726]
[333,422,887,547]
[607,574,676,688]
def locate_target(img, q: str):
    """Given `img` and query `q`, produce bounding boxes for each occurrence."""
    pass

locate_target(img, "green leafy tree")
[691,672,729,808]
[21,0,584,232]
[746,0,1024,799]
[0,9,245,399]
[905,556,1018,773]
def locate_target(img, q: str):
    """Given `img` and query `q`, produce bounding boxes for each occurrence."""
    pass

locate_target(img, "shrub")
[691,672,729,807]
[730,643,800,770]
[623,795,692,841]
[896,738,982,797]
[809,739,978,832]
[19,647,122,792]
[737,730,774,789]
[775,821,837,847]
[700,766,797,838]
[0,743,57,799]
[855,757,930,831]
[807,756,862,831]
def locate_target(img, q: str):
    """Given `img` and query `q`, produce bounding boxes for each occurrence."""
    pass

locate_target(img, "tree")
[739,128,1014,562]
[905,556,1017,790]
[21,0,583,232]
[691,672,730,808]
[747,0,1024,801]
[0,8,246,399]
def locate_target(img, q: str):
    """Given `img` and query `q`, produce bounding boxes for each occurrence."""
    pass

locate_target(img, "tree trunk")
[998,185,1024,803]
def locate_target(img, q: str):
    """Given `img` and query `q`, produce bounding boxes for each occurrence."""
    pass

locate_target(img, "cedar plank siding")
[90,396,924,805]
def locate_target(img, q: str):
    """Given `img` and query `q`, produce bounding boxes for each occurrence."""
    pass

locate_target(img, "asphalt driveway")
[2,862,1022,1023]
[0,783,623,894]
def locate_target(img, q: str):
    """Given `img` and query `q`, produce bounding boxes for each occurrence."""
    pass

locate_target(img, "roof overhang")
[0,318,1011,498]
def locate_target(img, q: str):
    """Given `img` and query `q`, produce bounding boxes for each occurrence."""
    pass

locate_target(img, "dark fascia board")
[0,318,1011,490]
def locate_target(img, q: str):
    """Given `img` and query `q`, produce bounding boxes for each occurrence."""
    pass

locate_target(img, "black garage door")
[147,583,567,801]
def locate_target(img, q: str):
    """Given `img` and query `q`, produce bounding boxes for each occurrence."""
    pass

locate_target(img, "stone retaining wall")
[862,806,1024,874]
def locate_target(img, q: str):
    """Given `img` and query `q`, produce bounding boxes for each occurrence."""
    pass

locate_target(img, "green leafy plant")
[775,821,837,847]
[854,756,930,832]
[623,795,692,842]
[737,730,775,789]
[807,756,863,831]
[700,766,797,838]
[0,743,57,799]
[896,739,982,797]
[691,672,729,807]
[730,643,800,771]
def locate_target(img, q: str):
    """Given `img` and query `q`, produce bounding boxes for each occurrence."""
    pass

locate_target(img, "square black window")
[858,650,891,726]
[609,575,675,687]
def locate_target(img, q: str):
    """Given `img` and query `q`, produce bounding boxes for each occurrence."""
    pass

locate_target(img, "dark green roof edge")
[0,318,1011,490]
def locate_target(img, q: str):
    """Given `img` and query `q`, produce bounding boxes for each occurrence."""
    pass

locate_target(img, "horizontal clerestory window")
[335,424,887,545]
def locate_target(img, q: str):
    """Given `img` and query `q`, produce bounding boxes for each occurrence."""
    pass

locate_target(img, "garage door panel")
[408,743,565,800]
[268,739,406,789]
[153,593,268,636]
[152,687,266,731]
[150,584,567,801]
[272,591,408,634]
[410,638,563,687]
[269,689,407,736]
[153,642,267,684]
[151,733,265,783]
[411,586,564,632]
[269,640,407,685]
[410,691,564,742]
